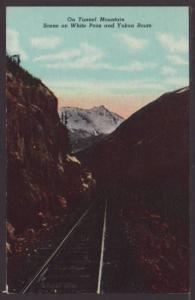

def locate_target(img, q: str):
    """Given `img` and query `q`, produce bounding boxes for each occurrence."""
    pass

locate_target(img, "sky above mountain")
[6,7,189,117]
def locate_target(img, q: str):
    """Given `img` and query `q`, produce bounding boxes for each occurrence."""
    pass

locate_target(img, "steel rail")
[21,202,94,294]
[96,199,107,294]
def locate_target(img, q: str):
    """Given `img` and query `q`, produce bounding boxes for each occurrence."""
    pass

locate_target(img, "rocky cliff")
[79,87,189,292]
[6,57,95,241]
[81,87,189,202]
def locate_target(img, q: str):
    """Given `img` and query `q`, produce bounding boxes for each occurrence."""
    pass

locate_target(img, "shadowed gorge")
[6,56,189,294]
[6,5,190,295]
[79,87,189,292]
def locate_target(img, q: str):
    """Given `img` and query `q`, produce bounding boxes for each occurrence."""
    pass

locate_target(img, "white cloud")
[167,54,188,66]
[34,49,81,62]
[39,41,156,72]
[34,42,104,69]
[117,33,148,51]
[157,32,188,54]
[35,39,156,72]
[72,43,104,68]
[30,36,62,49]
[43,76,189,100]
[164,76,189,87]
[44,60,157,72]
[6,28,28,60]
[161,66,177,76]
[43,78,165,93]
[116,61,157,72]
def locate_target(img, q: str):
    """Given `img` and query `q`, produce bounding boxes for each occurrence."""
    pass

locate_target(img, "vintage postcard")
[5,6,189,294]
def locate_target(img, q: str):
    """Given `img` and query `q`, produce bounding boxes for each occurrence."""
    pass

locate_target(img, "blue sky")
[6,7,189,117]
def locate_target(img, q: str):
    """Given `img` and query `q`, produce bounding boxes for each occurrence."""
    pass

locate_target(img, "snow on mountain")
[59,105,124,152]
[59,105,124,135]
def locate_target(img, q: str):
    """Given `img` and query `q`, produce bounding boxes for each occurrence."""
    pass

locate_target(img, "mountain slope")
[81,87,189,190]
[6,56,95,241]
[79,87,189,292]
[59,105,124,152]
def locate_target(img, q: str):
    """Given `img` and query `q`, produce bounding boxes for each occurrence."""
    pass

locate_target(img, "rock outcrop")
[6,57,95,237]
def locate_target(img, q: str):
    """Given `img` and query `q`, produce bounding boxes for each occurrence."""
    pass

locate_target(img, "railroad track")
[8,196,146,294]
[21,199,107,294]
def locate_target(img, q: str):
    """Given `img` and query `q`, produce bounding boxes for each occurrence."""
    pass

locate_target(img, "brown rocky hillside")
[6,57,95,245]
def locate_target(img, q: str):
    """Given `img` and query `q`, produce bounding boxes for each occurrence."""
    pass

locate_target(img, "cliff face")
[6,59,95,235]
[81,87,189,225]
[80,87,189,292]
[81,87,189,196]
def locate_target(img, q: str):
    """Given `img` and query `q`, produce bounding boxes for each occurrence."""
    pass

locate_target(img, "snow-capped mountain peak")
[59,105,124,134]
[59,105,124,152]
